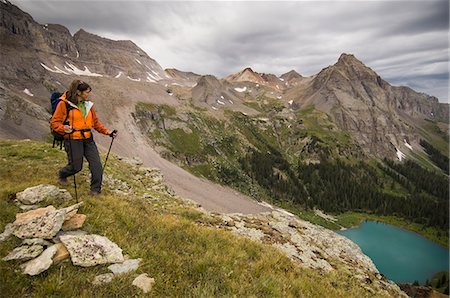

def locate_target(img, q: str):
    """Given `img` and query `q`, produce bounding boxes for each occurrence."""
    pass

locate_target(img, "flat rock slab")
[21,244,58,276]
[15,206,56,223]
[62,214,86,231]
[2,244,44,261]
[108,258,142,275]
[12,203,84,239]
[60,234,124,267]
[132,273,155,293]
[13,207,66,239]
[16,184,72,205]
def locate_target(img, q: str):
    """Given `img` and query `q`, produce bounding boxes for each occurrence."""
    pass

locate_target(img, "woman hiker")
[51,79,117,196]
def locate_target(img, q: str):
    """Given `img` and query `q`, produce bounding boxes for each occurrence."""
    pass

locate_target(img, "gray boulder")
[60,234,124,267]
[15,184,72,205]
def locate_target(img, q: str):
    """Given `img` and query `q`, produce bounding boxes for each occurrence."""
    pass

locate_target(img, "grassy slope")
[0,140,385,297]
[137,102,448,248]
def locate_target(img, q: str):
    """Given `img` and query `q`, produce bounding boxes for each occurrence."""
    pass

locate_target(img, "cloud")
[9,0,449,102]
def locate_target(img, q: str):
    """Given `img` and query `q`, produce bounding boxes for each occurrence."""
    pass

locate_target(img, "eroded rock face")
[15,184,72,205]
[60,234,124,267]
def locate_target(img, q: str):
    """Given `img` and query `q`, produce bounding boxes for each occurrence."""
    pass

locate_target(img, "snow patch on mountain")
[23,89,34,96]
[234,87,247,92]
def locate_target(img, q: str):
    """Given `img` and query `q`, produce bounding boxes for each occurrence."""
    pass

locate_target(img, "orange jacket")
[50,92,111,140]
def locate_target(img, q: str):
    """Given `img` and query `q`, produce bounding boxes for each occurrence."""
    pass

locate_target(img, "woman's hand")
[109,129,118,138]
[63,125,73,133]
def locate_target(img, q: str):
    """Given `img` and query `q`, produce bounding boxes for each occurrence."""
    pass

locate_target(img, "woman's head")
[67,79,92,103]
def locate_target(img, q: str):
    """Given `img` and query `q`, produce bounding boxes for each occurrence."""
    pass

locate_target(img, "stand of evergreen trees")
[237,148,448,231]
[419,139,449,174]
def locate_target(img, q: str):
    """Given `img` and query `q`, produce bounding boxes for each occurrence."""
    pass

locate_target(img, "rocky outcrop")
[208,210,408,297]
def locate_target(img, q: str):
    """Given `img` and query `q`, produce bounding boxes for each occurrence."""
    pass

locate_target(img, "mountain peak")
[336,53,365,66]
[225,67,265,84]
[281,70,303,80]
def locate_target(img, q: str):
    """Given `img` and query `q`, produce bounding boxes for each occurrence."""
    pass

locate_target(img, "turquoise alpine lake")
[337,220,449,284]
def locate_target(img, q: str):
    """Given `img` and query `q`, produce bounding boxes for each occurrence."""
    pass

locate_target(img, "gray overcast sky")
[11,0,450,103]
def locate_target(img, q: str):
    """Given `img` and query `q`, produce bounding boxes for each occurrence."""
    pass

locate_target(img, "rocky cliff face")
[285,53,449,159]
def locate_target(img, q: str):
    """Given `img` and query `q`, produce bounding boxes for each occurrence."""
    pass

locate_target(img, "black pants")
[59,138,103,193]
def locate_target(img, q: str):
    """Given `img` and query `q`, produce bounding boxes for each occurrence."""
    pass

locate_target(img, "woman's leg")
[59,139,84,178]
[84,141,103,193]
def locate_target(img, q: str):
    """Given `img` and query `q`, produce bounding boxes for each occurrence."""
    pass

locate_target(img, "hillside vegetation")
[134,102,449,247]
[0,140,396,297]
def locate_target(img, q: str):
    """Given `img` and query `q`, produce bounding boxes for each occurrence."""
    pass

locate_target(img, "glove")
[109,129,118,138]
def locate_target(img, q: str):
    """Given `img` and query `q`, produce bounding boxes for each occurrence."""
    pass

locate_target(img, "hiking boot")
[58,176,69,186]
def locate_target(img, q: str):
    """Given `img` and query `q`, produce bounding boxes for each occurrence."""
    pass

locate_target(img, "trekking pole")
[67,132,78,203]
[103,130,116,171]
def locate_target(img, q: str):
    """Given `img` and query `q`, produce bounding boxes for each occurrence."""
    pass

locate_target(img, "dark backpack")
[50,91,72,149]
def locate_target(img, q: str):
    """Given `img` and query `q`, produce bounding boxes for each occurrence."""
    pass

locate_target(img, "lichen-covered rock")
[15,206,56,222]
[12,203,83,239]
[20,244,58,275]
[2,244,44,261]
[12,207,66,239]
[60,234,124,267]
[15,184,72,205]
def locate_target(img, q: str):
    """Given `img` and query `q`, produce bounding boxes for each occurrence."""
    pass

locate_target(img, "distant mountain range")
[0,0,448,162]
